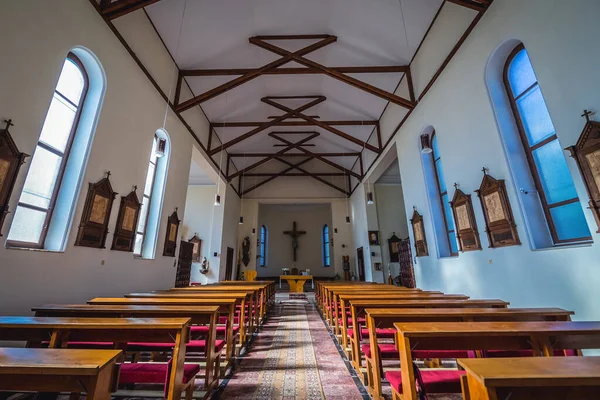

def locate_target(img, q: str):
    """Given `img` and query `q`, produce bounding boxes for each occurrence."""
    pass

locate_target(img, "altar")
[280,275,314,293]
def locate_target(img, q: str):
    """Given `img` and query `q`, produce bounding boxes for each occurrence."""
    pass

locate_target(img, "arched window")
[430,133,459,255]
[322,224,331,267]
[258,225,267,267]
[7,51,104,249]
[504,44,590,244]
[134,130,170,258]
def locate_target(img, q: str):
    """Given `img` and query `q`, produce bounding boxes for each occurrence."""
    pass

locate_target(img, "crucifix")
[581,109,595,122]
[283,221,306,262]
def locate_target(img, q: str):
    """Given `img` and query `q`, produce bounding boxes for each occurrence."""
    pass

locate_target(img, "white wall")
[0,0,212,314]
[350,0,600,322]
[256,204,333,277]
[375,183,409,279]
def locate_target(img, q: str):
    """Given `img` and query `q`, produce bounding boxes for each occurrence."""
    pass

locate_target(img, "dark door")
[224,247,235,281]
[398,238,416,288]
[175,241,194,287]
[356,247,365,281]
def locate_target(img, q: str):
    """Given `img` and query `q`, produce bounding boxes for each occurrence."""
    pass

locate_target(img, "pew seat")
[361,343,470,360]
[385,370,464,395]
[190,325,240,336]
[347,328,394,339]
[128,340,226,354]
[120,362,200,385]
[338,317,366,326]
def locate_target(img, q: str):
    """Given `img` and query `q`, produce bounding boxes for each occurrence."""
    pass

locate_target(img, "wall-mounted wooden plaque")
[410,208,428,257]
[450,185,481,252]
[163,208,180,257]
[567,112,600,232]
[75,172,116,248]
[111,188,141,252]
[475,170,521,247]
[388,233,401,263]
[0,120,28,237]
[189,234,203,262]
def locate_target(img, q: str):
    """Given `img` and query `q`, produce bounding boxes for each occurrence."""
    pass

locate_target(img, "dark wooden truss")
[91,0,495,197]
[233,132,359,195]
[208,96,381,156]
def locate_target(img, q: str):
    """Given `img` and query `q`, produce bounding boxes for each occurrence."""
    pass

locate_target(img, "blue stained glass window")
[435,158,447,193]
[532,140,579,204]
[550,202,590,241]
[323,225,330,267]
[507,49,537,97]
[442,194,454,232]
[516,86,556,146]
[259,225,267,267]
[506,45,591,243]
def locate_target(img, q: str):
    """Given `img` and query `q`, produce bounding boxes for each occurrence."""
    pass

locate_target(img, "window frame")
[134,135,159,257]
[322,224,330,267]
[503,44,591,244]
[6,53,88,249]
[430,131,458,256]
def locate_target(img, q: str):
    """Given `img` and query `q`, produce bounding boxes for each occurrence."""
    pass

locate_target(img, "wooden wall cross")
[283,221,306,262]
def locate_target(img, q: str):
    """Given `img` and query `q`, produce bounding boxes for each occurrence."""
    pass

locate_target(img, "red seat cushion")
[190,325,240,336]
[187,339,226,353]
[119,362,200,384]
[362,343,398,359]
[361,344,470,360]
[337,317,366,327]
[348,328,394,340]
[386,370,464,394]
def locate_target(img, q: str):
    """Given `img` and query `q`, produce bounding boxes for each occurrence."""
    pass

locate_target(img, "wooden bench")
[87,297,239,362]
[458,356,600,400]
[390,321,600,400]
[362,308,574,399]
[0,348,121,400]
[0,316,199,400]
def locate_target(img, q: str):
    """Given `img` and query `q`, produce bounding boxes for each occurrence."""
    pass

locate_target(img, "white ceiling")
[145,0,444,190]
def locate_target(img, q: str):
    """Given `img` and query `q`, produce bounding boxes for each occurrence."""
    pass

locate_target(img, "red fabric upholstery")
[190,325,240,336]
[337,317,366,327]
[187,339,226,353]
[219,316,243,324]
[386,370,465,394]
[348,328,395,340]
[361,344,470,360]
[119,362,200,385]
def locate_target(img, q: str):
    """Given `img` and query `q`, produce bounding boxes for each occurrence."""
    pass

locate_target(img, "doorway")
[356,247,365,281]
[224,247,235,281]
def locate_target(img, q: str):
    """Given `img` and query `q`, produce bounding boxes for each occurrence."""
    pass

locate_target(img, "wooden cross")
[482,167,489,175]
[283,221,306,262]
[3,119,14,130]
[582,110,595,122]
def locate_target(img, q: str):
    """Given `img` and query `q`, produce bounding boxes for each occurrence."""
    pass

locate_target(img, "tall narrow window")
[322,224,330,267]
[259,225,267,267]
[504,45,591,243]
[135,135,161,256]
[7,54,88,248]
[431,133,459,255]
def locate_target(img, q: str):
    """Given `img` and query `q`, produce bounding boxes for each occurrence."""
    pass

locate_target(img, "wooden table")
[0,316,193,400]
[0,348,121,399]
[280,275,313,293]
[362,308,573,399]
[393,321,600,400]
[458,356,600,400]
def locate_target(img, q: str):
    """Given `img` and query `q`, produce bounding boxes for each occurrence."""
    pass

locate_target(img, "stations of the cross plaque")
[283,221,306,262]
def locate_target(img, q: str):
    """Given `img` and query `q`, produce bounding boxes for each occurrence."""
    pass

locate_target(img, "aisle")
[216,295,367,400]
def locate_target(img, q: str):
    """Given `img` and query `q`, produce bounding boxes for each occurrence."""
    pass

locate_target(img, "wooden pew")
[125,291,253,348]
[363,308,574,399]
[391,321,600,400]
[457,356,600,400]
[315,282,383,313]
[0,348,122,400]
[86,297,239,363]
[0,316,199,400]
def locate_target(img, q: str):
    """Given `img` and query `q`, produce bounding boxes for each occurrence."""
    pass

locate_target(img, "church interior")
[1,0,600,399]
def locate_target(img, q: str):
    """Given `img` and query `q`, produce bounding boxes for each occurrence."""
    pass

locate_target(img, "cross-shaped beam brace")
[275,157,349,196]
[176,36,336,112]
[208,96,326,156]
[241,157,313,196]
[262,97,380,153]
[249,36,415,110]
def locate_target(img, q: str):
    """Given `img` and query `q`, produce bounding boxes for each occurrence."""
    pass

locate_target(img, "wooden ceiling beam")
[275,157,349,196]
[181,65,409,77]
[208,96,325,156]
[242,157,313,196]
[175,36,336,112]
[229,152,361,157]
[263,97,380,153]
[269,133,361,179]
[228,132,319,179]
[101,0,163,20]
[245,172,348,177]
[445,0,488,11]
[250,37,415,110]
[211,120,377,127]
